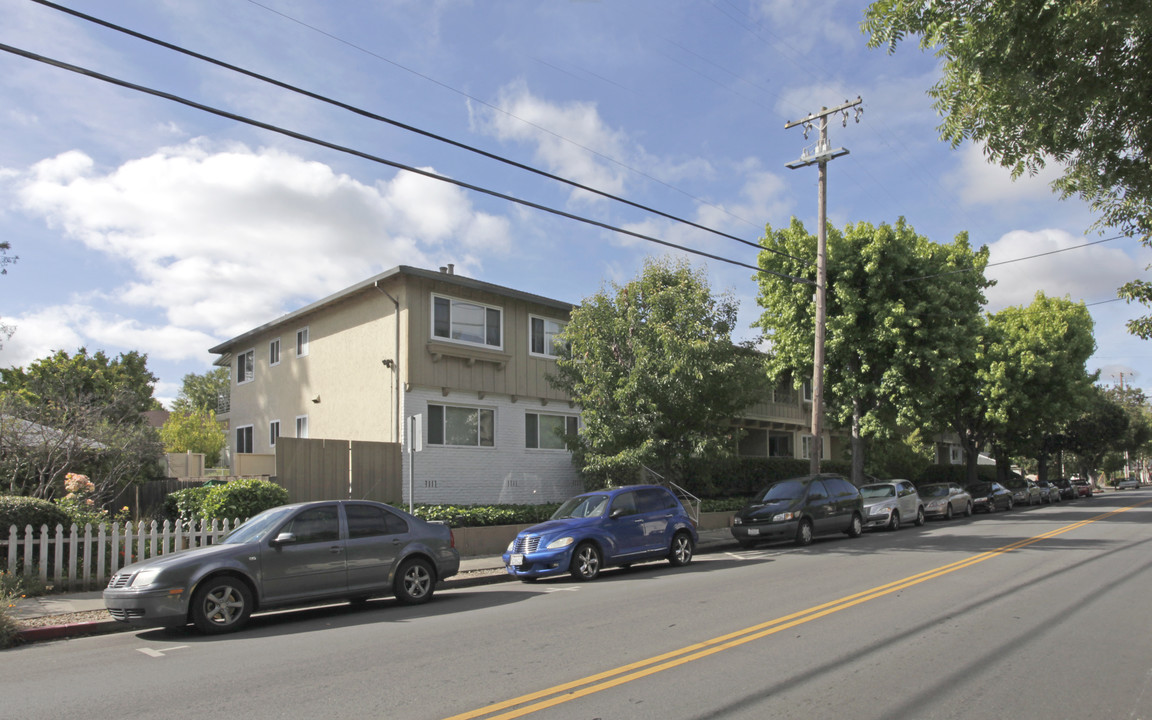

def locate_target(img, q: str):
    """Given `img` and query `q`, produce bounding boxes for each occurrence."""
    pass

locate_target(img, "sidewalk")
[8,527,736,643]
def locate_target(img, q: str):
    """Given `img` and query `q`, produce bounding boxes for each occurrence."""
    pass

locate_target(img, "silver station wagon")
[104,500,460,634]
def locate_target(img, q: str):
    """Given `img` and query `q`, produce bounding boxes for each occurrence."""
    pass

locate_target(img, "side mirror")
[609,508,625,519]
[271,532,297,546]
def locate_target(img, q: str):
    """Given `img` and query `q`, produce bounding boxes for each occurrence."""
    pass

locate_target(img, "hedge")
[0,495,70,531]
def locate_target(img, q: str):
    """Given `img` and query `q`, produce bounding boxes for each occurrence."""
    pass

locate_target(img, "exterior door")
[260,504,347,604]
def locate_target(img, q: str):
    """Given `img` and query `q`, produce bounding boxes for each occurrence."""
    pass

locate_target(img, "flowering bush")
[53,473,130,527]
[64,473,95,496]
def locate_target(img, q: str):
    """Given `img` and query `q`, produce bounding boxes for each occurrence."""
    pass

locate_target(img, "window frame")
[296,327,310,358]
[269,420,280,447]
[295,415,309,439]
[427,403,495,448]
[236,425,253,454]
[236,349,255,385]
[269,338,281,366]
[528,315,567,358]
[431,293,503,350]
[525,412,578,450]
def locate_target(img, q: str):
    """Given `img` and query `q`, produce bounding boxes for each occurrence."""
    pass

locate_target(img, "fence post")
[22,525,33,579]
[82,524,93,589]
[6,525,15,576]
[97,523,107,587]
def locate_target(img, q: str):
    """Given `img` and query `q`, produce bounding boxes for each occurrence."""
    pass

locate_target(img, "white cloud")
[950,144,1065,206]
[984,229,1142,311]
[14,141,511,342]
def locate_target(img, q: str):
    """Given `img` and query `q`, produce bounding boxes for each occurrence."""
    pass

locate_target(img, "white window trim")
[237,349,255,385]
[295,415,309,439]
[269,420,280,447]
[528,315,567,359]
[800,434,828,461]
[296,327,310,358]
[427,403,495,448]
[236,424,254,454]
[269,338,281,367]
[525,411,578,450]
[431,293,504,350]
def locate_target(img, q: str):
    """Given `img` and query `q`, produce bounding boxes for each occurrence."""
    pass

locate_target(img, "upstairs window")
[296,415,309,439]
[530,316,567,358]
[269,420,280,447]
[236,349,254,385]
[296,327,310,357]
[433,295,502,348]
[236,425,253,454]
[269,338,281,366]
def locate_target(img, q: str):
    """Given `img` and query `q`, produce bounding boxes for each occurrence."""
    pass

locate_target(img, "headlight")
[506,540,515,552]
[926,500,945,511]
[868,506,891,517]
[546,536,574,550]
[732,517,743,525]
[131,569,163,588]
[771,511,797,522]
[974,496,988,503]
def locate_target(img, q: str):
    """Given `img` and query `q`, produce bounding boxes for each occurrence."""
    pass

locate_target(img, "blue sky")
[1,0,1148,406]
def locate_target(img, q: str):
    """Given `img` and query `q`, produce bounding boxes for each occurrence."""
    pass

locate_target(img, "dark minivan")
[731,474,864,547]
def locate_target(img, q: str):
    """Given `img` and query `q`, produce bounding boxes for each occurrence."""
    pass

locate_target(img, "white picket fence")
[2,518,243,591]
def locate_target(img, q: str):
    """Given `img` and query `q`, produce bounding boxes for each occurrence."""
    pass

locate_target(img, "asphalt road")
[5,491,1152,720]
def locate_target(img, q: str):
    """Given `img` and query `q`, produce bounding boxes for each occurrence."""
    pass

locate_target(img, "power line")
[31,0,805,264]
[0,41,810,285]
[901,234,1129,283]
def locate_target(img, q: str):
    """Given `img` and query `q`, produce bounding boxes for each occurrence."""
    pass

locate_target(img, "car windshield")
[860,484,896,499]
[920,485,949,498]
[551,494,609,519]
[220,505,296,544]
[967,483,990,494]
[756,480,806,503]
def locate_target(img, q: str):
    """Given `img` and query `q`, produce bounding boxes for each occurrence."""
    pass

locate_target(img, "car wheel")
[795,519,814,546]
[965,501,973,517]
[668,531,694,567]
[569,542,602,581]
[394,557,436,604]
[888,512,901,532]
[847,513,863,538]
[190,575,253,635]
[914,507,926,527]
[944,504,953,520]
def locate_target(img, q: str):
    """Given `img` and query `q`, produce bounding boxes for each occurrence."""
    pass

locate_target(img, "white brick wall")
[399,387,584,505]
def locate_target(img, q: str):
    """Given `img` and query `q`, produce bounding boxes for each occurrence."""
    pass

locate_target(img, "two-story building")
[210,264,838,505]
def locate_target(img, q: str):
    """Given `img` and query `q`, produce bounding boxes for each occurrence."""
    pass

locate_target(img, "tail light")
[449,529,456,548]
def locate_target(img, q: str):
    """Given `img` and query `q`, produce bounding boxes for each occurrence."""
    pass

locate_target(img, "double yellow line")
[446,500,1150,720]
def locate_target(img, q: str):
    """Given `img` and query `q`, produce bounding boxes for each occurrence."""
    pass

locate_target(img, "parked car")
[731,474,864,547]
[1003,477,1043,506]
[1034,479,1061,503]
[966,481,1014,513]
[918,482,973,520]
[1073,479,1094,497]
[861,480,925,531]
[104,500,461,634]
[1051,478,1076,500]
[502,485,698,582]
[1117,478,1141,490]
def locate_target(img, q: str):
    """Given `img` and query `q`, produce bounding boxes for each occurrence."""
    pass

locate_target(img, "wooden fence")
[2,519,240,592]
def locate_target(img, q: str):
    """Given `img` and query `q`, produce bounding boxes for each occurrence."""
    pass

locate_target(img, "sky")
[0,0,1148,407]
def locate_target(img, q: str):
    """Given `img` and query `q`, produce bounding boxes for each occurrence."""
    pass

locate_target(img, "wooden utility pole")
[785,97,862,475]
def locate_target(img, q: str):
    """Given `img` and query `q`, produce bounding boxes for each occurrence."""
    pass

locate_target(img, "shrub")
[412,503,560,528]
[0,496,70,532]
[163,486,214,521]
[0,571,24,649]
[200,478,289,521]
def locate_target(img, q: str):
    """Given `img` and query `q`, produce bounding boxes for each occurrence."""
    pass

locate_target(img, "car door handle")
[329,546,343,554]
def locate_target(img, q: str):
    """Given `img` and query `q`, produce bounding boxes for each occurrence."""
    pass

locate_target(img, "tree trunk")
[851,399,865,486]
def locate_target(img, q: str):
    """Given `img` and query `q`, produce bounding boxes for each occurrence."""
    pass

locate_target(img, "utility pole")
[785,97,862,476]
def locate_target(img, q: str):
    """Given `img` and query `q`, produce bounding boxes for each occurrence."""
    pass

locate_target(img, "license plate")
[510,553,524,567]
[746,528,759,536]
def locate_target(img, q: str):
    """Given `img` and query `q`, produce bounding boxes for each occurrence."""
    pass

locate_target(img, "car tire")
[190,575,253,635]
[668,531,694,567]
[965,501,973,517]
[914,507,926,527]
[569,542,602,581]
[944,505,953,520]
[888,512,901,532]
[795,519,814,546]
[394,557,436,604]
[847,513,863,538]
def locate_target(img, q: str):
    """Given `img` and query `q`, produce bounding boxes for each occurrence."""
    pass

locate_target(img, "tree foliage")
[160,409,226,466]
[754,217,990,484]
[863,0,1152,335]
[550,256,767,488]
[171,368,230,414]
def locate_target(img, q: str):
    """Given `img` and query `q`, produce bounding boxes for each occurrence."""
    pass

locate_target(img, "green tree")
[160,409,226,466]
[171,368,230,413]
[1064,386,1130,481]
[550,256,766,489]
[982,293,1097,482]
[0,241,15,349]
[754,217,990,484]
[862,0,1152,337]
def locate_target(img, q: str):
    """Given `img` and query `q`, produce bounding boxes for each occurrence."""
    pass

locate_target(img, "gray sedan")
[104,500,460,634]
[917,482,973,520]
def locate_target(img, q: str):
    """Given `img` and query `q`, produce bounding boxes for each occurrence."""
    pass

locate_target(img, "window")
[296,415,309,439]
[296,327,309,357]
[949,445,963,464]
[433,294,502,348]
[236,425,253,454]
[346,504,409,538]
[802,380,813,403]
[269,338,281,366]
[801,435,826,460]
[236,349,254,385]
[281,506,339,544]
[525,413,578,449]
[529,316,567,357]
[269,420,280,447]
[427,404,494,447]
